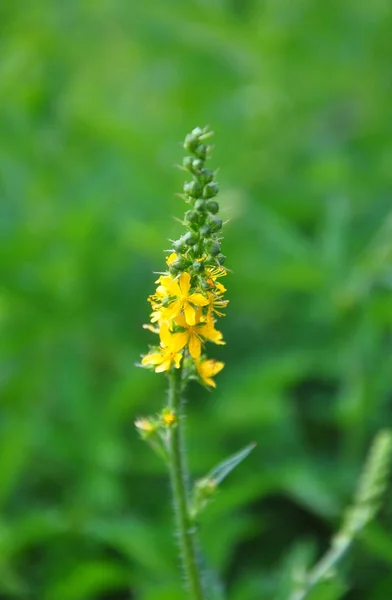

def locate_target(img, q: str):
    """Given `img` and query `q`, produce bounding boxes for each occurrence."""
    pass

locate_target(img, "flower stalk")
[137,126,229,598]
[167,366,205,600]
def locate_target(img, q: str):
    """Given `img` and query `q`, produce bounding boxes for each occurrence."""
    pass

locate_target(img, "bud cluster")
[169,126,226,291]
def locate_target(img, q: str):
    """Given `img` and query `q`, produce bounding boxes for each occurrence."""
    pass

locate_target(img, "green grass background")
[1,1,392,599]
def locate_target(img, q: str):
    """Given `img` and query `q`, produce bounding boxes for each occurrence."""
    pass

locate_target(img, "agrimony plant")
[136,127,253,599]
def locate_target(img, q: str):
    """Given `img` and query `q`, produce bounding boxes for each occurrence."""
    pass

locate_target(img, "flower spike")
[139,127,228,385]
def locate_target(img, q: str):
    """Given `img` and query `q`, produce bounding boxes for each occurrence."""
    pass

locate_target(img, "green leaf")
[207,442,257,485]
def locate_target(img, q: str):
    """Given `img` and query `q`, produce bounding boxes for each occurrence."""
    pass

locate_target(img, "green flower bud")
[199,169,214,185]
[169,258,186,274]
[173,238,186,253]
[183,231,197,246]
[184,129,202,152]
[192,158,204,172]
[184,180,202,197]
[206,200,219,214]
[193,261,204,273]
[200,224,211,237]
[194,199,206,211]
[192,243,201,254]
[203,182,219,199]
[206,241,221,256]
[200,279,213,291]
[183,156,193,171]
[216,253,227,265]
[192,126,203,137]
[185,209,200,224]
[208,215,222,232]
[195,144,207,160]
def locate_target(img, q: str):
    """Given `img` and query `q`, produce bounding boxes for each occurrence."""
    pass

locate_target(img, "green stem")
[167,367,205,600]
[290,536,351,600]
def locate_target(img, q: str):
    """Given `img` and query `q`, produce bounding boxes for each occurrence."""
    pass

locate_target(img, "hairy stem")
[290,536,351,600]
[167,368,205,600]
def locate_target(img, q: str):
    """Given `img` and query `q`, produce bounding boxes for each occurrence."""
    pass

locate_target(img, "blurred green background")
[1,1,392,599]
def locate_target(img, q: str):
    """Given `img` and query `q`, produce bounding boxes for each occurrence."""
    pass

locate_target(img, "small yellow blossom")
[161,409,177,427]
[205,266,227,281]
[207,291,229,318]
[161,313,225,360]
[142,346,183,372]
[163,272,209,325]
[135,418,156,433]
[196,358,224,388]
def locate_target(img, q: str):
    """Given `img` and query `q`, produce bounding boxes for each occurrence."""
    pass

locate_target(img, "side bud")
[206,200,219,214]
[203,182,219,199]
[184,181,203,198]
[183,127,203,152]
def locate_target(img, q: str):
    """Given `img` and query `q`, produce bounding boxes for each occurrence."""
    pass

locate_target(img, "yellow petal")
[188,293,209,307]
[189,334,202,359]
[178,272,191,296]
[155,359,171,373]
[203,359,224,377]
[170,332,188,352]
[197,359,224,387]
[141,352,162,366]
[164,299,182,321]
[159,322,173,346]
[173,352,183,369]
[155,275,174,287]
[166,253,178,266]
[184,302,196,326]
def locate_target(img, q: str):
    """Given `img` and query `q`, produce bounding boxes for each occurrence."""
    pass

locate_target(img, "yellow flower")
[142,346,183,373]
[148,276,174,323]
[207,291,229,318]
[205,266,227,281]
[161,409,177,427]
[160,313,225,359]
[196,358,224,388]
[163,272,209,325]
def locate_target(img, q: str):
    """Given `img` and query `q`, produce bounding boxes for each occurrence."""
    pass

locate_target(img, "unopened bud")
[183,156,193,170]
[191,126,203,137]
[184,131,201,152]
[200,224,211,237]
[169,258,186,274]
[192,158,204,172]
[206,241,221,256]
[173,238,186,253]
[216,253,227,265]
[194,199,206,211]
[203,182,219,199]
[193,261,204,273]
[185,209,200,224]
[199,169,214,185]
[206,200,219,214]
[208,215,222,232]
[184,180,202,197]
[183,231,197,246]
[195,144,207,160]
